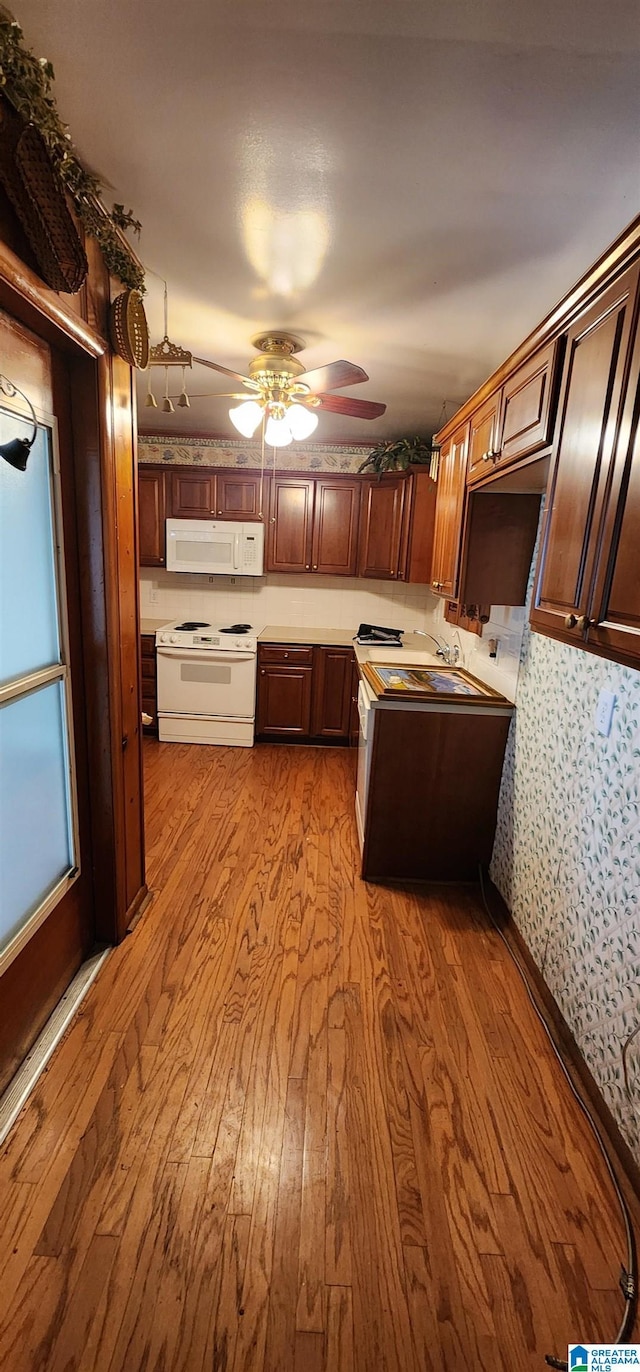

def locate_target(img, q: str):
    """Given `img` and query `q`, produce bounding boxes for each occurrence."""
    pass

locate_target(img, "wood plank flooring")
[0,739,635,1370]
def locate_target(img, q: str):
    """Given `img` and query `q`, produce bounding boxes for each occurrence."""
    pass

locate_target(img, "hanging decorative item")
[0,15,144,291]
[0,373,38,470]
[145,280,192,409]
[0,95,88,291]
[109,288,150,369]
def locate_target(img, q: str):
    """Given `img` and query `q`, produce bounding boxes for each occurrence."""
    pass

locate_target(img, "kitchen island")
[258,626,514,883]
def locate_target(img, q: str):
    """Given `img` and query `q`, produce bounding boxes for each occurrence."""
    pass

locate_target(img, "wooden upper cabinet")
[267,477,314,572]
[358,475,408,579]
[430,425,468,597]
[494,340,560,473]
[467,391,502,484]
[169,469,216,518]
[138,466,166,566]
[531,263,640,644]
[215,470,265,520]
[311,479,361,575]
[584,310,640,668]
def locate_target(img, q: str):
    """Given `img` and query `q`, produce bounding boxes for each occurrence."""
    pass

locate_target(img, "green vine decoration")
[0,16,144,290]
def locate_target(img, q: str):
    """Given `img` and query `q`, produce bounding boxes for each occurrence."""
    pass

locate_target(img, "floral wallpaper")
[138,435,372,473]
[491,625,640,1159]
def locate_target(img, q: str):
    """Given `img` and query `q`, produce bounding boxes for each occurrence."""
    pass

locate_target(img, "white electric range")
[155,620,260,747]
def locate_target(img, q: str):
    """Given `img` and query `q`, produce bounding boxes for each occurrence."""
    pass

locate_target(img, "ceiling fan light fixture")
[265,413,293,447]
[287,403,319,440]
[229,399,263,437]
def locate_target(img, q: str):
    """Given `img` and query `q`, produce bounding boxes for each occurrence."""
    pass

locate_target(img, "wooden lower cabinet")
[361,705,512,882]
[256,660,313,737]
[140,634,158,733]
[311,646,354,738]
[256,643,355,743]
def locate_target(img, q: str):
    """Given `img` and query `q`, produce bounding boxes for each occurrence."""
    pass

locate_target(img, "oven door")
[156,647,256,720]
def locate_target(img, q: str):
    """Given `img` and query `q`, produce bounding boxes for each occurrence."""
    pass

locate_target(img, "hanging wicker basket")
[109,289,150,369]
[0,95,88,294]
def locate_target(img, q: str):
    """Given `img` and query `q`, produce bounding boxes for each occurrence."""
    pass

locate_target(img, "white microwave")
[166,519,265,576]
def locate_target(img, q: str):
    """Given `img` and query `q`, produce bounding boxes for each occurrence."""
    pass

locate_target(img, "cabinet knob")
[306,564,310,570]
[482,451,492,462]
[576,615,591,632]
[260,668,265,675]
[564,613,578,629]
[284,652,289,658]
[313,564,318,570]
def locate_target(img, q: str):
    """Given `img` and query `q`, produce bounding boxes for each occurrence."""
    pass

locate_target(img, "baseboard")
[482,874,640,1216]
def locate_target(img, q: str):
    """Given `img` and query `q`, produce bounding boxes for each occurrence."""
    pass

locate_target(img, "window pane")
[0,416,61,686]
[0,681,74,956]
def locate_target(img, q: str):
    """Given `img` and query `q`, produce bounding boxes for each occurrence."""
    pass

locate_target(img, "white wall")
[140,569,434,635]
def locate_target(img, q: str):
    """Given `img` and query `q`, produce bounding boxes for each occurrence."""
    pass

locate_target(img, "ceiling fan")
[191,332,387,447]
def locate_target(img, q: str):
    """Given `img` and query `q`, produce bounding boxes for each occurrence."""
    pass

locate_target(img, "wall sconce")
[0,375,38,471]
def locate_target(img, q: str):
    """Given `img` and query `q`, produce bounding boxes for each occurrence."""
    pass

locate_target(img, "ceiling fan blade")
[312,393,386,419]
[296,360,369,393]
[193,356,259,389]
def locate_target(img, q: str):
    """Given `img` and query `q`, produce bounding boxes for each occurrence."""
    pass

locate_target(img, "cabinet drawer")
[141,655,156,683]
[140,635,156,658]
[259,644,314,665]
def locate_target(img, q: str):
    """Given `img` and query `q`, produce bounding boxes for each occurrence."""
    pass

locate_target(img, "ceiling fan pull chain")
[258,414,266,520]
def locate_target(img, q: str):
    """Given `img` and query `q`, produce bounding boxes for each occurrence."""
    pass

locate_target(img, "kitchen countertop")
[258,625,356,647]
[258,626,438,657]
[140,617,171,635]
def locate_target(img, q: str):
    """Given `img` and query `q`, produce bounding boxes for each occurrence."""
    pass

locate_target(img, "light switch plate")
[595,688,616,737]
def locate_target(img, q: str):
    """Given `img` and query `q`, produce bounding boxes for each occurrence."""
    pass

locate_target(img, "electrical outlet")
[148,584,159,604]
[595,688,616,737]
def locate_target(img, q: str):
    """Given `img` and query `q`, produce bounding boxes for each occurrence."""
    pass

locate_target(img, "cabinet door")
[140,634,157,733]
[256,664,312,736]
[358,476,407,579]
[494,340,560,473]
[311,647,354,738]
[467,391,501,484]
[430,425,468,597]
[216,470,266,520]
[170,469,216,518]
[587,329,640,667]
[311,479,361,575]
[267,478,314,572]
[532,265,640,642]
[138,467,166,566]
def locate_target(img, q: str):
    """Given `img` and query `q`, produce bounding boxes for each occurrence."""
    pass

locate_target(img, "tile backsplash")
[424,600,527,703]
[140,570,434,635]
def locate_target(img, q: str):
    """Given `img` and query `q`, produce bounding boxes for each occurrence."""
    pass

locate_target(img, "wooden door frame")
[0,237,147,946]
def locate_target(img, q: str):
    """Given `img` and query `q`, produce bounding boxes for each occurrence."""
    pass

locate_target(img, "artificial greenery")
[0,16,144,290]
[358,435,436,476]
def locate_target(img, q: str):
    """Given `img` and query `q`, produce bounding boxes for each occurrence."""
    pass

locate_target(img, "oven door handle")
[156,647,256,663]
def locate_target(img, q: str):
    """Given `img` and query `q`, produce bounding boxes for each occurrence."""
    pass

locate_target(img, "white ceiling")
[15,0,640,443]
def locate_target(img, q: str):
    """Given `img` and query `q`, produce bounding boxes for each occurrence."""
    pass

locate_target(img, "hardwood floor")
[0,739,635,1370]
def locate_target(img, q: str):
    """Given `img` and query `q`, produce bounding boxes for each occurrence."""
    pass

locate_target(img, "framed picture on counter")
[362,662,509,705]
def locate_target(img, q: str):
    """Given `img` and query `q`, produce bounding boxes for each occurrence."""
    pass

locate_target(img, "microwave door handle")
[233,531,240,570]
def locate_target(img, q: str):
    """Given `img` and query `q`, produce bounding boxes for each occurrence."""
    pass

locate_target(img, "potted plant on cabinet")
[358,436,437,477]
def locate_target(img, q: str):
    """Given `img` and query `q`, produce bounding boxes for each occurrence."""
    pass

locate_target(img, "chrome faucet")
[415,631,460,665]
[437,642,460,665]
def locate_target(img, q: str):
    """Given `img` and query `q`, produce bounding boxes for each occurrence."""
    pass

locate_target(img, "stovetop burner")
[219,623,252,634]
[174,621,211,631]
